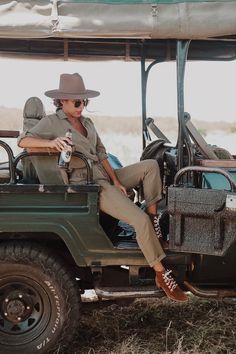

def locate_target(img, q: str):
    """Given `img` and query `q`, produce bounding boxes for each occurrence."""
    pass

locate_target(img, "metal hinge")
[151,5,158,17]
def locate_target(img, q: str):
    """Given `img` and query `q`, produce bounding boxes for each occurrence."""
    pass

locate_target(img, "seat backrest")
[23,96,46,131]
[22,97,65,184]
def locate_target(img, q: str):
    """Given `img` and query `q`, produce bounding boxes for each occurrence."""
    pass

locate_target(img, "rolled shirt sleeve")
[96,132,108,162]
[83,117,108,162]
[17,116,56,146]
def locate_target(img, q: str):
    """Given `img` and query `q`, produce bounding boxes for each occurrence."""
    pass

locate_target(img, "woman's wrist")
[112,177,120,185]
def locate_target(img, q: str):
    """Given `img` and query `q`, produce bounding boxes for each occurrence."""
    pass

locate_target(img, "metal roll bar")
[0,140,15,182]
[174,165,236,192]
[1,147,93,185]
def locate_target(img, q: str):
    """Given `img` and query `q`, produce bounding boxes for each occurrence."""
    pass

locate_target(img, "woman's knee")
[145,158,159,169]
[143,159,160,176]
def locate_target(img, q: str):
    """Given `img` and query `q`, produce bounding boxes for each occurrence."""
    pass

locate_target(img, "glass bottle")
[58,129,73,169]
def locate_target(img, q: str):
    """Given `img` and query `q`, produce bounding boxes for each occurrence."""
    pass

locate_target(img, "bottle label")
[58,146,72,168]
[57,130,73,169]
[61,148,72,163]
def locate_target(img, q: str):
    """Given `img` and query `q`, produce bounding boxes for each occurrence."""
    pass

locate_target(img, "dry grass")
[57,296,236,354]
[1,106,236,135]
[2,105,236,165]
[0,106,23,131]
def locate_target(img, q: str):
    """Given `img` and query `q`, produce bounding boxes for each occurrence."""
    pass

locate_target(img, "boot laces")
[162,270,178,292]
[153,215,162,239]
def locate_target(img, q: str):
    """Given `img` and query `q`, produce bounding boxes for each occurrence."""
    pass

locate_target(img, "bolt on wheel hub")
[3,292,33,323]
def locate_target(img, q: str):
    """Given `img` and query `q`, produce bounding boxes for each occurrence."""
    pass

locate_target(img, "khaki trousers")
[98,159,166,267]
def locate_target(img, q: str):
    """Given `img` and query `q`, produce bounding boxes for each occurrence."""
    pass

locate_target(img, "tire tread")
[0,241,80,354]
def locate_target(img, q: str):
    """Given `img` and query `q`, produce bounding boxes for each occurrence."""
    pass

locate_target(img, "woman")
[18,73,187,302]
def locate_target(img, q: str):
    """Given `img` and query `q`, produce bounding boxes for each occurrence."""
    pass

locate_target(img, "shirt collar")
[57,109,67,120]
[56,109,86,124]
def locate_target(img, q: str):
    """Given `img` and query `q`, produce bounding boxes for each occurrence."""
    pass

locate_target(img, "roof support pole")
[141,45,161,149]
[141,44,148,150]
[176,40,190,170]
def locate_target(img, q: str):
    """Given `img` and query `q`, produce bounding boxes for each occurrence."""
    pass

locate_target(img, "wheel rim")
[0,275,51,346]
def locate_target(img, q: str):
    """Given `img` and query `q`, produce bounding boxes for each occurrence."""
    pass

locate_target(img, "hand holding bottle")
[49,136,71,151]
[57,129,73,169]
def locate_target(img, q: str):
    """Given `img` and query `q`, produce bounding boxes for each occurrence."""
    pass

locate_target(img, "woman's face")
[61,99,87,118]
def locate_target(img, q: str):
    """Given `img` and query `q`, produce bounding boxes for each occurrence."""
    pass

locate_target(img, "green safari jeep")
[1,1,236,353]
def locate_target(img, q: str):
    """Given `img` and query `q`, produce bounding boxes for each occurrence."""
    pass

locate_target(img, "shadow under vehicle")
[0,1,236,353]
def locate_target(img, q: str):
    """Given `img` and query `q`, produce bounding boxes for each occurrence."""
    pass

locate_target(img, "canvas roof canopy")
[0,1,236,61]
[0,0,236,40]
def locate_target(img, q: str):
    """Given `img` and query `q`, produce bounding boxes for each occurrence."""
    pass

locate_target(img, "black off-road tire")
[0,241,81,354]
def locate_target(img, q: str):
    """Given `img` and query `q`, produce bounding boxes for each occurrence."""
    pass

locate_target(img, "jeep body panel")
[0,184,148,266]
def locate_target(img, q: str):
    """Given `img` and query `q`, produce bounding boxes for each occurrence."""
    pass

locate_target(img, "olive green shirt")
[18,109,109,184]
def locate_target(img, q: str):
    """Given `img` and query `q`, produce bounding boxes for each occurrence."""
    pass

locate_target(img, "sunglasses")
[73,99,89,108]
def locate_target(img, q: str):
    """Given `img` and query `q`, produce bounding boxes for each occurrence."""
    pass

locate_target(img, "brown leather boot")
[155,269,188,302]
[149,214,169,250]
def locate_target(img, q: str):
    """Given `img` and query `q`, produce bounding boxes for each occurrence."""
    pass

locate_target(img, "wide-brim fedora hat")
[44,73,100,99]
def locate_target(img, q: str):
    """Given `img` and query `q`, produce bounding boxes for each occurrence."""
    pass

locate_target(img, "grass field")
[56,296,236,354]
[1,107,236,165]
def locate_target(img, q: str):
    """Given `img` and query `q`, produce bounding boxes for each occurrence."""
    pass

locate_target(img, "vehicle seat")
[212,147,234,160]
[140,139,176,186]
[21,97,66,184]
[141,118,177,187]
[21,97,45,183]
[184,112,234,161]
[108,153,123,169]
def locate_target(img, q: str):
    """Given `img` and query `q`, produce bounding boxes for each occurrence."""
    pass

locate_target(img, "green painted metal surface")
[0,185,146,267]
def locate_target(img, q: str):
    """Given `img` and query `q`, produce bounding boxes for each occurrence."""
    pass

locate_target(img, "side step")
[94,285,164,300]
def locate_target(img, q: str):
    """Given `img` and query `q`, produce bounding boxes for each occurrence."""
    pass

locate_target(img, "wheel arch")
[0,231,86,268]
